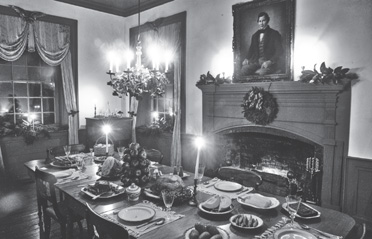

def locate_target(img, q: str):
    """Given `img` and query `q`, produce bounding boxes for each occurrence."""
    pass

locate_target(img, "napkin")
[51,169,74,178]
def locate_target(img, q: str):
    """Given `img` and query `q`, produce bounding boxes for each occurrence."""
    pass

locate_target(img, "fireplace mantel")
[197,81,351,210]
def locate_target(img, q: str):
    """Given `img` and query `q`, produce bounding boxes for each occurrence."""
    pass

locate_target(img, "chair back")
[49,144,86,157]
[145,149,163,164]
[86,203,129,239]
[217,166,263,190]
[34,166,64,220]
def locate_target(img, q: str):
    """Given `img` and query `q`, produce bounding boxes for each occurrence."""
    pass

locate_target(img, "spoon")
[91,191,110,200]
[140,218,165,231]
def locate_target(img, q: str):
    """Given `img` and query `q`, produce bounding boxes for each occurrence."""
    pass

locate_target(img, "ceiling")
[54,0,174,17]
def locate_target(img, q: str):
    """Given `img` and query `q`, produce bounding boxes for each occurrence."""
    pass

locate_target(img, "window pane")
[28,67,41,82]
[13,66,28,81]
[0,98,12,114]
[157,98,165,112]
[0,83,12,97]
[29,98,41,112]
[42,82,55,97]
[0,65,11,81]
[15,98,28,113]
[15,113,27,124]
[43,113,55,124]
[13,54,27,66]
[43,98,54,112]
[29,83,41,97]
[14,82,27,97]
[27,52,41,66]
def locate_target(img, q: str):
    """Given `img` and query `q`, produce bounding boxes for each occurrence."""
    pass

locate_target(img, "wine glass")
[161,189,175,221]
[75,156,84,172]
[63,145,71,164]
[286,195,302,227]
[117,146,125,161]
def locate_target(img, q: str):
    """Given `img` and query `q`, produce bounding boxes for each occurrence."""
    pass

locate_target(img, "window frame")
[0,5,78,126]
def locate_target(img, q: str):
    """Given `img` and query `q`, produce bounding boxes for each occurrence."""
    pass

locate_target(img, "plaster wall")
[3,0,372,159]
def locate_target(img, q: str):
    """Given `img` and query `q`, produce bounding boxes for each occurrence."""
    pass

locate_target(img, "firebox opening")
[215,130,323,205]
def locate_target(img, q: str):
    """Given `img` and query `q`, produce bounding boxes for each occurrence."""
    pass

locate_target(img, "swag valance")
[0,6,78,144]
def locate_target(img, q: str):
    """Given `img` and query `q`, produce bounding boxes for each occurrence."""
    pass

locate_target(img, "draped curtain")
[0,7,78,144]
[135,22,182,166]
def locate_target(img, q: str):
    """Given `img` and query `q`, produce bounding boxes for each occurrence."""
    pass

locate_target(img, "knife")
[136,217,164,228]
[205,179,219,188]
[236,187,250,195]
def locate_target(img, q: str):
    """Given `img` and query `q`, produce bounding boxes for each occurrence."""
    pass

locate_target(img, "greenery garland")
[241,87,278,125]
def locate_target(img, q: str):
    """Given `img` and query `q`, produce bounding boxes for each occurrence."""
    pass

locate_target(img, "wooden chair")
[35,166,83,239]
[49,144,86,157]
[355,223,366,239]
[86,203,129,239]
[145,148,163,164]
[217,166,263,190]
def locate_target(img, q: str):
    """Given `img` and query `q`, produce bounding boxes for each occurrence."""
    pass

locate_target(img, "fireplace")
[197,81,351,210]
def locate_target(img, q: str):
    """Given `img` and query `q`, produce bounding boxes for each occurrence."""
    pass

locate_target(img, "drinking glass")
[117,147,125,160]
[161,189,175,221]
[286,195,302,227]
[196,164,205,183]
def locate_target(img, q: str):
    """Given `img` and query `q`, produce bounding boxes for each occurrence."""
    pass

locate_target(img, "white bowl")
[229,214,263,230]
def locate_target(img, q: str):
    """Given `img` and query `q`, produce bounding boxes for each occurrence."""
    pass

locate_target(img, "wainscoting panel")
[343,157,372,228]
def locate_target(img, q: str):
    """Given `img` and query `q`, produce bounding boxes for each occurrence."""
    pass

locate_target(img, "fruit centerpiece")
[120,142,151,187]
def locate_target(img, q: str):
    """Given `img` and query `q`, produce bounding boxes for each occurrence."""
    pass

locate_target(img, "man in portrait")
[240,12,284,76]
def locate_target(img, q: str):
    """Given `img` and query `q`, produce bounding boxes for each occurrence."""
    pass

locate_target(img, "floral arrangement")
[0,116,66,144]
[299,62,357,84]
[136,114,174,136]
[241,87,278,125]
[107,68,169,100]
[196,71,231,86]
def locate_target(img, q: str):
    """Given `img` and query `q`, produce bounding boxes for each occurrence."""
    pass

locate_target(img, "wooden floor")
[1,178,371,239]
[0,178,85,239]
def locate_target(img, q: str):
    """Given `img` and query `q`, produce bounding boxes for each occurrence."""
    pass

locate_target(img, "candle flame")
[102,124,112,134]
[194,136,205,149]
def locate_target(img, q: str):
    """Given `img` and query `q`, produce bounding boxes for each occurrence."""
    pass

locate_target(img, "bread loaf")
[243,194,272,208]
[150,174,185,195]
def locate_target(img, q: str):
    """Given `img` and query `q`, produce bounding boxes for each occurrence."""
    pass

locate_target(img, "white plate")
[184,226,230,239]
[118,206,155,222]
[229,214,263,230]
[51,169,74,178]
[214,181,242,192]
[81,182,125,199]
[274,228,317,239]
[282,202,321,219]
[238,193,280,210]
[50,161,77,169]
[198,203,234,215]
[169,172,190,179]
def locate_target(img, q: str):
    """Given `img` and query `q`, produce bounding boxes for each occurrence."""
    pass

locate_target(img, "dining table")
[24,155,355,239]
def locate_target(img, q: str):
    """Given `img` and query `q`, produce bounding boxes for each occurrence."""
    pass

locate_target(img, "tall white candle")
[105,133,109,153]
[194,147,200,180]
[109,60,113,72]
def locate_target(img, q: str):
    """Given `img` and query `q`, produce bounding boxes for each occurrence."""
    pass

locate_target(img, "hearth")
[198,81,351,210]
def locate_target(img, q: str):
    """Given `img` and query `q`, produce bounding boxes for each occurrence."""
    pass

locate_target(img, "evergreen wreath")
[241,87,278,125]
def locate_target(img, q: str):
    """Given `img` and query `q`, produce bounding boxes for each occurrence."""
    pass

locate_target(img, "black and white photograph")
[0,0,371,238]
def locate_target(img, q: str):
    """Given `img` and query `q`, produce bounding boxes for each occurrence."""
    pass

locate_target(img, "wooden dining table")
[24,158,355,239]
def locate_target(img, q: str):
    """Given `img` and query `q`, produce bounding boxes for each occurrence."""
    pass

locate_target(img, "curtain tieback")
[68,110,79,117]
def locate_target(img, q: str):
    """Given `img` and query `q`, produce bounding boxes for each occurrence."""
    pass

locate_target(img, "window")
[0,52,61,125]
[151,67,174,124]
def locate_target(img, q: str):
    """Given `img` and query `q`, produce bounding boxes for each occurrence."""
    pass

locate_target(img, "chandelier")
[106,0,169,100]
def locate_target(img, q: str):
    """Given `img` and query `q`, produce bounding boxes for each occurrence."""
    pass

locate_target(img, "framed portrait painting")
[232,0,295,82]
